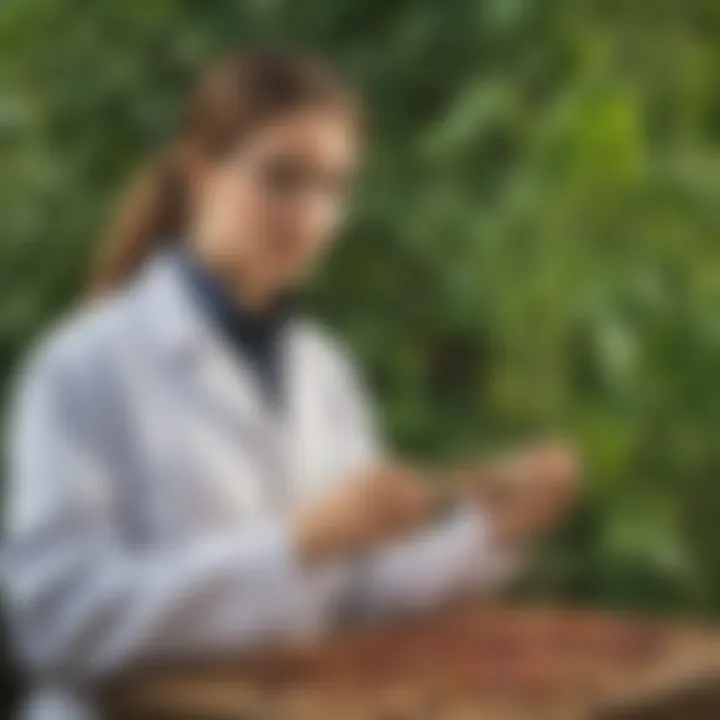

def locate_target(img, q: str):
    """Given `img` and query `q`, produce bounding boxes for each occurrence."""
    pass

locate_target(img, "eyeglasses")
[246,153,354,201]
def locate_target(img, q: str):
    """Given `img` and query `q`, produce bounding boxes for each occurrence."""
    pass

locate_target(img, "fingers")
[463,440,582,545]
[528,441,581,495]
[294,442,581,566]
[292,463,433,565]
[365,464,433,533]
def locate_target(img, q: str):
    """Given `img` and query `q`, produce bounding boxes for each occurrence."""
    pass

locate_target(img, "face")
[189,107,358,301]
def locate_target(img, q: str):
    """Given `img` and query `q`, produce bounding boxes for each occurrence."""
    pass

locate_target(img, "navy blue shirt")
[176,249,294,407]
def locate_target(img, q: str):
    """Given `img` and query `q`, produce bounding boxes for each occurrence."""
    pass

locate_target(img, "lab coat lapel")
[187,337,284,516]
[193,329,270,437]
[136,252,332,511]
[181,259,271,426]
[138,252,279,476]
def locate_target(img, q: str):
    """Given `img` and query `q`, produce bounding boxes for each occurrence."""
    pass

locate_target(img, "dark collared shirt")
[176,249,294,407]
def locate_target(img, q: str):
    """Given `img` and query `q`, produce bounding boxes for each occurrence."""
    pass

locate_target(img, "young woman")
[3,49,578,719]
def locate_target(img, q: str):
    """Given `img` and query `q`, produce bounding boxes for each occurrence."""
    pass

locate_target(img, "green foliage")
[1,0,720,616]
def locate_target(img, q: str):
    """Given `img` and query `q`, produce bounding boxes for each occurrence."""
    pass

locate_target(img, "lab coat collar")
[135,248,212,362]
[136,249,301,365]
[134,250,279,427]
[173,246,297,351]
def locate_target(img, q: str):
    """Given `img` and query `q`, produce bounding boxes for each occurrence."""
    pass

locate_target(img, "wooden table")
[104,605,720,719]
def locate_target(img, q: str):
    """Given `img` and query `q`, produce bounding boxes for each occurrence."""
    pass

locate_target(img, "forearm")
[345,505,523,622]
[3,520,340,678]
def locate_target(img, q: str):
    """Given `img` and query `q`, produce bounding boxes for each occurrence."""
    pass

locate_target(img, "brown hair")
[88,48,359,295]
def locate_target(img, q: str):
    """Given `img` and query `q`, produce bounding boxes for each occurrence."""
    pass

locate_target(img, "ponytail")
[88,151,185,295]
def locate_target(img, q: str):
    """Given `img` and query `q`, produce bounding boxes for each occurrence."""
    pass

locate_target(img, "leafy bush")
[1,0,719,615]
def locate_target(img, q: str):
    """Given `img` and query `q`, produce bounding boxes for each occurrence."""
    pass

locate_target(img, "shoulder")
[294,317,362,382]
[295,318,381,457]
[293,317,375,410]
[13,291,135,409]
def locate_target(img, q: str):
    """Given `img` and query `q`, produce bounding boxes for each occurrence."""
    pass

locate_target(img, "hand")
[462,441,580,545]
[291,464,432,565]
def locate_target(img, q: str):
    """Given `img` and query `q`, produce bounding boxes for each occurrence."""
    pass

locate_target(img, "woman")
[3,49,578,719]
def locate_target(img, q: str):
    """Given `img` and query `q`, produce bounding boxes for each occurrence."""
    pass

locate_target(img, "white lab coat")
[2,251,516,719]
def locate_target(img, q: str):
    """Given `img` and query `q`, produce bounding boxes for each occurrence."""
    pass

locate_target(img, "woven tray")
[104,604,720,719]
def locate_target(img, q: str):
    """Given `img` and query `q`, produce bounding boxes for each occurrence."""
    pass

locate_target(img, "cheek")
[285,198,342,266]
[197,176,244,243]
[207,175,274,253]
[310,196,343,239]
[286,195,343,244]
[253,197,339,275]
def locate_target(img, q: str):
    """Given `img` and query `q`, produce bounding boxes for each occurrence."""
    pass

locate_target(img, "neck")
[225,276,278,317]
[187,249,281,317]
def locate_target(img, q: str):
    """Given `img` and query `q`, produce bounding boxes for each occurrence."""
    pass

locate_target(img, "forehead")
[239,107,359,166]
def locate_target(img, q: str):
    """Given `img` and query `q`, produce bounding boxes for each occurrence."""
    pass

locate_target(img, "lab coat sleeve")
[2,352,331,678]
[335,353,523,620]
[346,508,524,621]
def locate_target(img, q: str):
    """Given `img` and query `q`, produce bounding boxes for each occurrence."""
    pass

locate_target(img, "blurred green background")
[1,0,720,617]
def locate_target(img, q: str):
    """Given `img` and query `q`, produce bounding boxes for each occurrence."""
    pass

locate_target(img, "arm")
[2,354,336,678]
[332,353,523,622]
[345,444,580,621]
[345,508,522,622]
